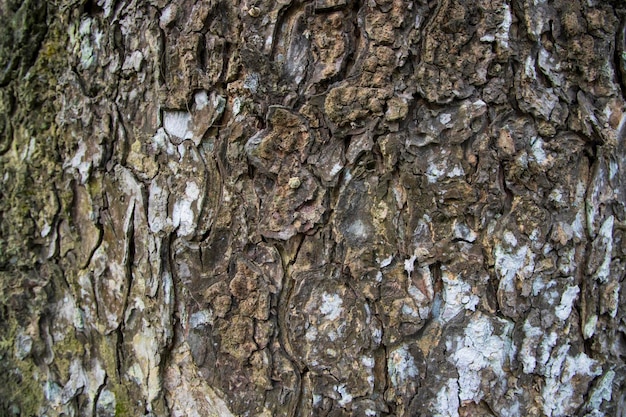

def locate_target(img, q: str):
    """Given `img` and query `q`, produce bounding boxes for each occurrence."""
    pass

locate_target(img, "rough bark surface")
[1,0,626,416]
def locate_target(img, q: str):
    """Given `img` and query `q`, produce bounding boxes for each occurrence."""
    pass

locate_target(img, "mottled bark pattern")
[1,0,626,416]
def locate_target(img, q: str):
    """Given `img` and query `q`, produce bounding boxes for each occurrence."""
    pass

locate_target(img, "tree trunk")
[1,0,625,416]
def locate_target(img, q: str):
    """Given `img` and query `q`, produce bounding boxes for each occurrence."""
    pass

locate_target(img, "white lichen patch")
[439,269,479,322]
[347,219,369,240]
[335,384,353,407]
[361,356,376,391]
[127,362,145,385]
[426,163,445,183]
[494,236,535,302]
[148,179,170,233]
[189,310,213,329]
[14,332,32,360]
[194,90,209,110]
[151,128,177,155]
[159,4,177,28]
[592,216,614,283]
[446,165,465,179]
[243,73,260,92]
[450,314,514,403]
[583,314,598,339]
[233,96,243,116]
[51,293,80,342]
[404,253,417,276]
[425,157,465,184]
[329,162,344,177]
[18,136,36,162]
[61,359,88,405]
[64,139,103,183]
[530,136,550,166]
[131,325,162,405]
[44,380,63,406]
[305,325,318,342]
[537,331,558,373]
[470,99,487,111]
[408,266,434,319]
[548,187,564,205]
[401,303,419,318]
[371,327,382,345]
[433,378,460,417]
[584,370,615,412]
[585,163,609,237]
[96,389,116,416]
[538,47,565,88]
[91,243,128,331]
[524,55,537,78]
[555,285,580,320]
[122,50,144,72]
[164,344,235,417]
[453,221,477,242]
[388,345,418,388]
[379,255,394,268]
[85,360,107,405]
[171,182,201,237]
[78,18,95,68]
[496,3,512,48]
[531,277,555,297]
[519,319,543,374]
[319,292,344,321]
[164,110,193,141]
[542,347,601,417]
[503,230,518,246]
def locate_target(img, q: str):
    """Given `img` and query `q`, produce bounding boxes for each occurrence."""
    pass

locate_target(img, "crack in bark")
[276,234,306,416]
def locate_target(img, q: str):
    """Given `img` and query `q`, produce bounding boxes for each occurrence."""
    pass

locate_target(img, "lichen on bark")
[1,0,626,416]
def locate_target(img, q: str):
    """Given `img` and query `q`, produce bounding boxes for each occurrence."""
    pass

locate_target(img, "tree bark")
[1,0,625,416]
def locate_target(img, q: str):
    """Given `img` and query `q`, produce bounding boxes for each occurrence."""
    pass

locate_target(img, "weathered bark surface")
[1,0,626,416]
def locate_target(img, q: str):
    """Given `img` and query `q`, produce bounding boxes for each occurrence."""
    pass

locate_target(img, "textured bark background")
[1,0,626,416]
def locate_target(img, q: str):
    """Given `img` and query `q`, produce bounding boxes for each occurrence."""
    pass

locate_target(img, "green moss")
[52,332,85,382]
[0,12,71,267]
[10,359,45,416]
[114,391,131,417]
[0,314,44,416]
[0,311,17,351]
[88,334,139,416]
[0,3,80,416]
[107,380,136,417]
